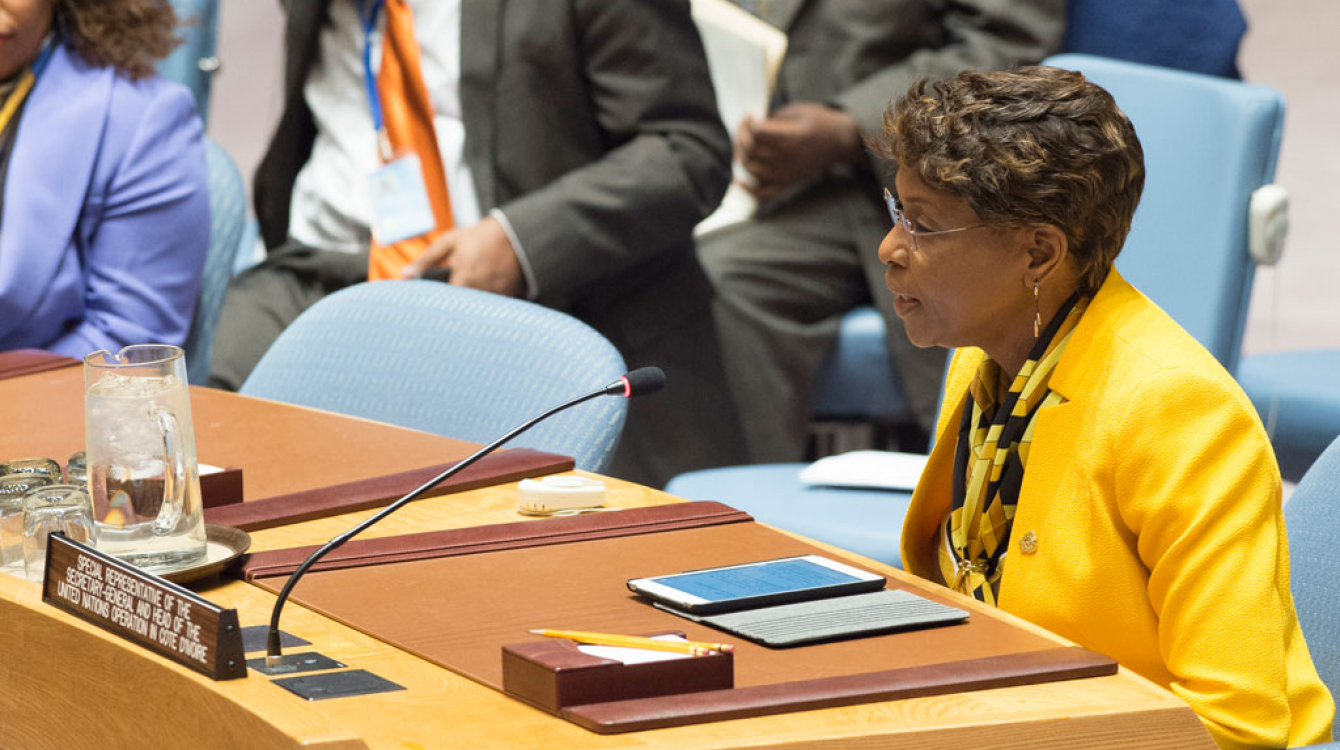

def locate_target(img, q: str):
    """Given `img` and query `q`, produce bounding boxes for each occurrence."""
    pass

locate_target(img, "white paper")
[689,0,787,236]
[695,180,759,237]
[798,450,929,491]
[577,635,693,664]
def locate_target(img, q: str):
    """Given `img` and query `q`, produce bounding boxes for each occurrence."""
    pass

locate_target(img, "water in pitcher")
[86,371,206,572]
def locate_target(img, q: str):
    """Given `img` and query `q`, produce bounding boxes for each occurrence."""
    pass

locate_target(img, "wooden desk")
[0,368,1216,750]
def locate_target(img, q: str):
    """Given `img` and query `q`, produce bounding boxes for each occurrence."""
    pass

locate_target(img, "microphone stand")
[265,369,662,665]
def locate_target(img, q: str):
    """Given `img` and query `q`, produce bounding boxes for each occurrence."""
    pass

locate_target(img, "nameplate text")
[41,533,246,680]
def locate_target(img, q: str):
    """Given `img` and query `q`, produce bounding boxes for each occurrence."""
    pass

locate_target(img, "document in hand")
[689,0,788,236]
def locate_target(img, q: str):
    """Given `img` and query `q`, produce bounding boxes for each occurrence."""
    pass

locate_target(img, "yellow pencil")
[529,629,734,655]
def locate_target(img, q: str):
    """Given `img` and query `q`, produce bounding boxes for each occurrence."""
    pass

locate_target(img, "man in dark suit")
[209,0,746,487]
[700,0,1066,462]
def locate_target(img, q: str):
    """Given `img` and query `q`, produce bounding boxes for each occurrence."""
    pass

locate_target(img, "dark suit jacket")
[253,0,732,357]
[765,0,1066,149]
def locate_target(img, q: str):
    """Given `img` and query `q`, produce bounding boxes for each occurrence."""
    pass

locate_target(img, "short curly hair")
[875,66,1145,297]
[56,0,182,80]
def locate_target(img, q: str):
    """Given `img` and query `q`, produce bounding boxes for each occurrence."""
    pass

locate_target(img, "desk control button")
[1019,531,1038,555]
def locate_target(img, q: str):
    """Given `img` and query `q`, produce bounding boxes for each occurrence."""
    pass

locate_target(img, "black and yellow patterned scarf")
[938,293,1088,605]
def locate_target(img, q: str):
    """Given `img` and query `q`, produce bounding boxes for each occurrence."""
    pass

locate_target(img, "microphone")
[264,367,666,665]
[603,364,665,398]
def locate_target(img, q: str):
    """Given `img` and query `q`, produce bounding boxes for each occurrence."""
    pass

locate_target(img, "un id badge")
[367,154,436,244]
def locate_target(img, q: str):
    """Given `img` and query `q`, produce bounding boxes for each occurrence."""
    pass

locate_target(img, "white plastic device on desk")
[516,475,606,516]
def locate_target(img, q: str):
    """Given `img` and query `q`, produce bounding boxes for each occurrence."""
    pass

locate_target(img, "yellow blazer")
[902,270,1333,749]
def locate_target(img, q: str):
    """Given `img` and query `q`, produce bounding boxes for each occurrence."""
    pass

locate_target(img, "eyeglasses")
[884,188,987,250]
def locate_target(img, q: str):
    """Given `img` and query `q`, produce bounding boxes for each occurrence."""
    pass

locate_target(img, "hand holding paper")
[737,104,864,198]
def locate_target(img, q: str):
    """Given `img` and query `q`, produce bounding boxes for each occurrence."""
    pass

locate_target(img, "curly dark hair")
[875,66,1145,297]
[55,0,183,80]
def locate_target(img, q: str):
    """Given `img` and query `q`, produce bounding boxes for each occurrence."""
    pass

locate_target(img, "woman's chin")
[901,322,940,349]
[907,335,941,350]
[894,300,937,348]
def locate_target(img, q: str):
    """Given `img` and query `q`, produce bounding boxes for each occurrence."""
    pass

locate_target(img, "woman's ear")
[1024,224,1071,285]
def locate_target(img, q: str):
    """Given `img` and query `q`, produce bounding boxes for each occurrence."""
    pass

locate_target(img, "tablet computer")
[626,555,886,615]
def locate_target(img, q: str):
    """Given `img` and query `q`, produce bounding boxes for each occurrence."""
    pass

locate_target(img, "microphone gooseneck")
[264,367,666,665]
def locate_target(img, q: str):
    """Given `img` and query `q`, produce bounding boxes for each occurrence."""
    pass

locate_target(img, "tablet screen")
[650,558,866,602]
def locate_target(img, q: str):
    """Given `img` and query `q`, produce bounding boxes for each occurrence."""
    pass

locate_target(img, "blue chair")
[232,217,264,276]
[669,56,1288,566]
[1061,0,1246,79]
[1284,434,1340,746]
[183,138,246,385]
[157,0,221,123]
[1055,54,1285,375]
[239,281,630,474]
[810,307,914,433]
[1237,350,1340,483]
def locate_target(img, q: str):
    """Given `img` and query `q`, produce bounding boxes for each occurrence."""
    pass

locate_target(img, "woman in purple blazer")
[0,0,209,358]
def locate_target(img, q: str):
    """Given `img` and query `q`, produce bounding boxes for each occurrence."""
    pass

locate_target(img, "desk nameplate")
[42,534,246,680]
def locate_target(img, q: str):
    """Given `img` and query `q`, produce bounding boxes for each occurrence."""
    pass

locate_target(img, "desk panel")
[0,367,1217,750]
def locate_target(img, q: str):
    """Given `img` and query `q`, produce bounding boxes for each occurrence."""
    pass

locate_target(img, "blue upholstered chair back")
[1284,435,1340,704]
[183,138,246,385]
[1061,0,1246,79]
[157,0,220,123]
[1043,54,1284,373]
[239,281,630,473]
[1239,350,1340,483]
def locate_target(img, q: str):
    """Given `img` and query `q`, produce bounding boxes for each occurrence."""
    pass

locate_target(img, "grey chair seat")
[1283,434,1340,749]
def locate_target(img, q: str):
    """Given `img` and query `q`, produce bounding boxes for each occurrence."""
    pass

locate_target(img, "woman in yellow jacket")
[877,66,1333,749]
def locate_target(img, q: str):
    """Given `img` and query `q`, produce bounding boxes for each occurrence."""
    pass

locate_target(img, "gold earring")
[1032,279,1041,339]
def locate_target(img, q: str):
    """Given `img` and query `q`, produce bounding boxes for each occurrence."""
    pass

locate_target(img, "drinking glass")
[66,451,88,487]
[84,345,207,573]
[0,474,53,577]
[22,484,96,583]
[0,457,63,482]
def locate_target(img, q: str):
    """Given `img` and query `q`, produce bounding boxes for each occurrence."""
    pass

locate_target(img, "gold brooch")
[1019,530,1038,554]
